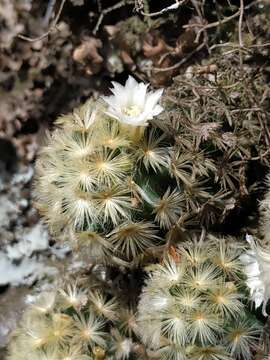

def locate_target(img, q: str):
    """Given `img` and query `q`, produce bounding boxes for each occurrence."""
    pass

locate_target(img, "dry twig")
[93,0,134,34]
[152,41,206,72]
[18,0,66,42]
[183,10,241,44]
[136,0,188,17]
[43,0,57,27]
[238,0,245,72]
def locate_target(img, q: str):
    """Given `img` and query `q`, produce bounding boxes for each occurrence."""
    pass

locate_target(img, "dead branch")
[18,0,66,42]
[183,10,240,44]
[43,0,57,27]
[93,0,134,34]
[152,41,206,72]
[238,0,245,72]
[136,0,188,17]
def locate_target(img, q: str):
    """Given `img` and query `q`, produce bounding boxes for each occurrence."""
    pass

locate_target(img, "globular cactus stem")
[8,282,140,360]
[137,237,262,360]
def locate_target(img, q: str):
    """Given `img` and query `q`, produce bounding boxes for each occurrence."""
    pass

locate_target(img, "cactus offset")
[137,238,262,359]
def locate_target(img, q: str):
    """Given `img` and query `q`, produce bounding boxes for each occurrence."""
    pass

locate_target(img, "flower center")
[122,105,141,117]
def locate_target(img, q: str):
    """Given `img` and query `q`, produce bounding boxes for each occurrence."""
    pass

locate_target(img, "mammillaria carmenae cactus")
[34,76,168,266]
[33,62,270,267]
[137,238,262,360]
[7,282,141,360]
[7,239,265,360]
[9,66,270,359]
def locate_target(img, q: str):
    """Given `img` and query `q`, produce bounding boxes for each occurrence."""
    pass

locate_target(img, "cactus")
[137,237,262,359]
[7,282,141,360]
[33,60,270,267]
[9,62,270,359]
[33,77,167,266]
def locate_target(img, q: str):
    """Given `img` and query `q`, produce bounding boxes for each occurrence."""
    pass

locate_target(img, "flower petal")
[131,83,148,109]
[152,104,164,116]
[103,77,163,126]
[111,81,125,96]
[125,76,139,90]
[144,89,164,114]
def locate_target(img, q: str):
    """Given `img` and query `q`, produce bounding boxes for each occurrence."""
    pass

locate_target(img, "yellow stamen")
[93,346,106,360]
[122,105,141,117]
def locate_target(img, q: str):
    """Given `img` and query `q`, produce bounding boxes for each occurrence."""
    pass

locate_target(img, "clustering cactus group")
[34,58,270,267]
[8,55,270,359]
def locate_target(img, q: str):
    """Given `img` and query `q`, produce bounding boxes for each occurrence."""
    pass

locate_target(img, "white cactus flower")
[102,76,164,126]
[240,235,270,315]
